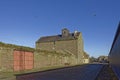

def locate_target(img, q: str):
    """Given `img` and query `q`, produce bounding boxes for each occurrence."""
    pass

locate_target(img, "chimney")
[62,28,70,37]
[74,30,78,38]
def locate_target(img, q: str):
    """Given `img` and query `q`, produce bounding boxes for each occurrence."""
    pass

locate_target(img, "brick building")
[36,28,89,64]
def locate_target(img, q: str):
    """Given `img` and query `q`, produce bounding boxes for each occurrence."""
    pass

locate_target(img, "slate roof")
[36,32,81,43]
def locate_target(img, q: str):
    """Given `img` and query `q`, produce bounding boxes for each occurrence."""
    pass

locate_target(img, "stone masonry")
[36,28,88,64]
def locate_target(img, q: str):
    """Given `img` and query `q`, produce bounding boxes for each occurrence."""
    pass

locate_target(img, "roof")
[36,32,81,43]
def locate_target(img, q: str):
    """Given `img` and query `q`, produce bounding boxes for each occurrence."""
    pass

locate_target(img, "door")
[13,50,33,71]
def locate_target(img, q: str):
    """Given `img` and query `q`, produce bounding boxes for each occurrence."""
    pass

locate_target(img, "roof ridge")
[36,32,81,43]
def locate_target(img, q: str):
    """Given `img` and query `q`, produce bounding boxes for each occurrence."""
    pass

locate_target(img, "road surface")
[16,64,104,80]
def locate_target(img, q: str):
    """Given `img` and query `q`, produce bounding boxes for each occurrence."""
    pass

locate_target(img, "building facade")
[109,22,120,65]
[109,22,120,79]
[36,28,89,64]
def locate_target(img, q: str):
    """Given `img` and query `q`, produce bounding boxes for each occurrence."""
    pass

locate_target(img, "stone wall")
[36,36,85,64]
[0,47,14,72]
[36,42,54,51]
[36,40,78,56]
[77,33,84,63]
[34,50,77,69]
[0,47,77,72]
[55,40,78,56]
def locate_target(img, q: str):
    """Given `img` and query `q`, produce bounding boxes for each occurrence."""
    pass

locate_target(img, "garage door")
[14,50,34,71]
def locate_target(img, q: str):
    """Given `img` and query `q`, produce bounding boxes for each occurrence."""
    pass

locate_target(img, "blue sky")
[0,0,120,57]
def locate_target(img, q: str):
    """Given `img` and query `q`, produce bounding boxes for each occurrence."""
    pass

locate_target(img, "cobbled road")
[16,64,104,80]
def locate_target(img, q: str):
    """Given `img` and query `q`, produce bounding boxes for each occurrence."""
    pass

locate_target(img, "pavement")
[16,64,104,80]
[111,65,120,80]
[96,65,118,80]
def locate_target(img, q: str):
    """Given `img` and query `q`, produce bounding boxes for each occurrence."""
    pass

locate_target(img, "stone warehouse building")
[36,28,89,64]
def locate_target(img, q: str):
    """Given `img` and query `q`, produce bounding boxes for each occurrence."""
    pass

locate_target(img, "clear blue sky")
[0,0,120,57]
